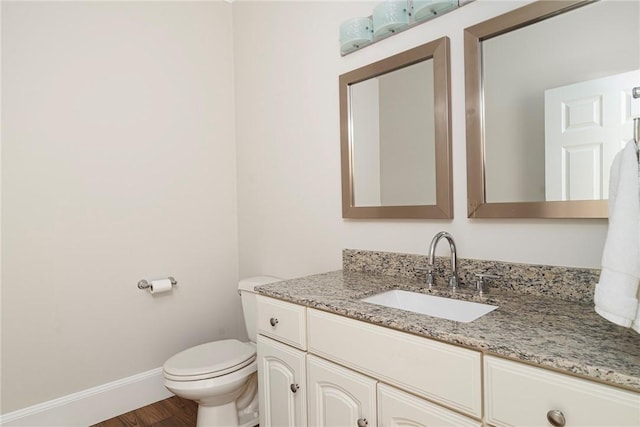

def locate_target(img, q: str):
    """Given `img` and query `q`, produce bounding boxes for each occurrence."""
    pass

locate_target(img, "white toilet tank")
[238,276,281,343]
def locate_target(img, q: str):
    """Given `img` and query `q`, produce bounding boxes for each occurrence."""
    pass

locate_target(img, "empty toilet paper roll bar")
[138,277,178,290]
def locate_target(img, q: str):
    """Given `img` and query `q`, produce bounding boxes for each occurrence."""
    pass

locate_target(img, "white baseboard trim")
[0,367,173,427]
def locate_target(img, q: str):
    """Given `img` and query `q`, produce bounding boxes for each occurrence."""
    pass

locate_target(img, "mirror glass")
[465,0,640,218]
[340,37,452,219]
[350,60,436,207]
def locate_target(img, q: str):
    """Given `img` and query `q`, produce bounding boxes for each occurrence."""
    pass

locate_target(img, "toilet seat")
[164,339,256,381]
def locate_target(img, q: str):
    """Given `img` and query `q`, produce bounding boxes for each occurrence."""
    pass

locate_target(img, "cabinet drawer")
[307,308,482,418]
[484,356,640,427]
[257,295,306,350]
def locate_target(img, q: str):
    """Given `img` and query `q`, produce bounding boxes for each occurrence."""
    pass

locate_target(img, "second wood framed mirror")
[465,0,639,218]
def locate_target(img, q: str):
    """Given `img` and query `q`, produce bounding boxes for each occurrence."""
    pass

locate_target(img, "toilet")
[163,276,281,427]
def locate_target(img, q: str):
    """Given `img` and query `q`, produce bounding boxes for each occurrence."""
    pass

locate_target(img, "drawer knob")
[269,317,279,327]
[290,383,299,393]
[546,410,566,427]
[357,418,368,427]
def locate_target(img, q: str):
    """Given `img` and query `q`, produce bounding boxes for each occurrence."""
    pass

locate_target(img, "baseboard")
[0,367,173,426]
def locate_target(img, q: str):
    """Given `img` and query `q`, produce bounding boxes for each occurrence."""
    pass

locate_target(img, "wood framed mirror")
[464,0,639,218]
[340,37,453,219]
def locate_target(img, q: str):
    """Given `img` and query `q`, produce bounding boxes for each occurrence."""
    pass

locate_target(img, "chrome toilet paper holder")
[137,276,178,290]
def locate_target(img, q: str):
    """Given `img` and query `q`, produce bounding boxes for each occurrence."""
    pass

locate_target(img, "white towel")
[594,140,640,332]
[633,144,640,334]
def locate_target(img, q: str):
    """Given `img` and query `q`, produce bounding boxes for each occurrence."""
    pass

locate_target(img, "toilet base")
[195,400,258,427]
[237,375,259,427]
[196,402,236,427]
[169,369,258,427]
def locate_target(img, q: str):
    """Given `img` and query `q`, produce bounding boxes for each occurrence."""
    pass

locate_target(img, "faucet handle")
[474,273,500,295]
[449,274,459,290]
[415,267,435,288]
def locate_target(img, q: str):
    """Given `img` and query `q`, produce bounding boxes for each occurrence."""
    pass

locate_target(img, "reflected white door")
[544,69,640,201]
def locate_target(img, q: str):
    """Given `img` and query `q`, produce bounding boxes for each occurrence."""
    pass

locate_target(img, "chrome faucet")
[427,231,458,290]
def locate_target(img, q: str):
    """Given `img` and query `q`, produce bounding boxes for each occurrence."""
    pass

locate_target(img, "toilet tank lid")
[238,276,282,292]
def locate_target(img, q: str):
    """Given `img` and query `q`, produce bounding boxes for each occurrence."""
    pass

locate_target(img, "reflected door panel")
[544,69,640,201]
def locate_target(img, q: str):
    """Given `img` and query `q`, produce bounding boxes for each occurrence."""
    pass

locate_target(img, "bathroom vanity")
[255,269,640,427]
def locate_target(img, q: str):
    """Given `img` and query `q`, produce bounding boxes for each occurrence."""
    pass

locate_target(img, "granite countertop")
[255,270,640,392]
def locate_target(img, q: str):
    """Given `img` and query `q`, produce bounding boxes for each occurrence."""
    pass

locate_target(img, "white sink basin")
[360,289,498,323]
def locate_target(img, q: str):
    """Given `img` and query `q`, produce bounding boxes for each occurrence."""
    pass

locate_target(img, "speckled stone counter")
[343,249,600,303]
[255,270,640,392]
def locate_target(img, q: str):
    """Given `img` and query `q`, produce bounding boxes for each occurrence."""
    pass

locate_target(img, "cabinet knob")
[546,409,566,427]
[290,383,299,393]
[357,418,368,427]
[269,317,279,327]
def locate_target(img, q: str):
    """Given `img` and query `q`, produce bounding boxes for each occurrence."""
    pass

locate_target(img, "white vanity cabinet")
[256,296,308,427]
[256,294,639,427]
[484,356,640,427]
[256,294,483,427]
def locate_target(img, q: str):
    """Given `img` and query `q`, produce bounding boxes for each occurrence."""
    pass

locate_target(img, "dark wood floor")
[91,396,197,427]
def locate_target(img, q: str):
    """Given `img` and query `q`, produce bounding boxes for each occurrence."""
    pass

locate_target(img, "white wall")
[234,0,608,282]
[1,1,240,414]
[234,1,376,279]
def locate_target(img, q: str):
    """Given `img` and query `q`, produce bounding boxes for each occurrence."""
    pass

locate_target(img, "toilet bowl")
[162,276,281,427]
[164,340,259,427]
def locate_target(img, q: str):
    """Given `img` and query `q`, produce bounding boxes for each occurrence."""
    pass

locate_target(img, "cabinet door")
[308,354,377,427]
[377,384,481,427]
[257,335,307,427]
